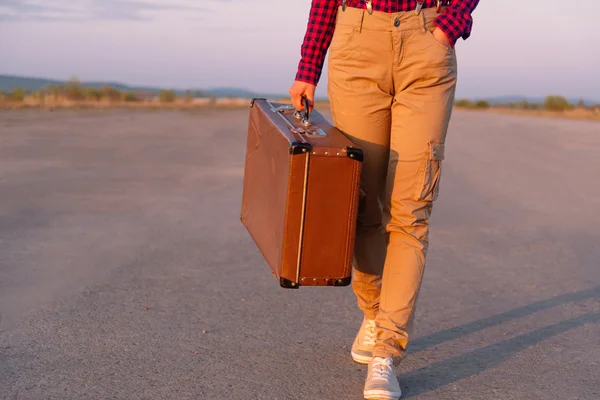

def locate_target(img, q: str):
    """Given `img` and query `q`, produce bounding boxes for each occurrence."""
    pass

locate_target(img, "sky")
[1,0,599,100]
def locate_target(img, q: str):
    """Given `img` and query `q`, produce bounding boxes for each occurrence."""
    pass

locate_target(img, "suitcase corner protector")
[250,97,267,107]
[289,142,312,155]
[280,277,300,289]
[346,147,364,162]
[334,277,352,287]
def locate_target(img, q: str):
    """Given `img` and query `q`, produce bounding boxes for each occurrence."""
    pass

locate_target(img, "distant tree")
[544,95,571,112]
[475,100,490,109]
[159,89,176,103]
[184,90,193,103]
[194,90,204,98]
[514,100,529,109]
[102,86,121,102]
[576,98,585,109]
[455,99,474,108]
[11,87,25,102]
[122,91,138,102]
[85,88,103,101]
[64,78,85,101]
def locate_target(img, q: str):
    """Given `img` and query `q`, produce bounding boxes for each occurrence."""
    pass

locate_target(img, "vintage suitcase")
[240,97,363,289]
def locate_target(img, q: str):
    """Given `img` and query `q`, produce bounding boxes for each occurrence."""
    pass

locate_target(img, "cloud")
[0,0,213,22]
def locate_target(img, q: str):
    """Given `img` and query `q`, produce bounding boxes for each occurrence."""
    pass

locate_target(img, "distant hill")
[0,74,284,99]
[0,75,65,92]
[203,87,258,98]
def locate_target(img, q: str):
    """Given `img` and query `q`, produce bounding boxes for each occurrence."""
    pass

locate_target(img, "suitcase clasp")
[270,104,296,113]
[291,127,327,137]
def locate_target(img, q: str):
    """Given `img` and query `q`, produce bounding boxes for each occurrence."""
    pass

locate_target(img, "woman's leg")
[327,7,394,322]
[372,7,458,361]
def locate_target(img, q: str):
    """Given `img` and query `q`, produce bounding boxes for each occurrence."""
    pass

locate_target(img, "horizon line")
[0,73,598,103]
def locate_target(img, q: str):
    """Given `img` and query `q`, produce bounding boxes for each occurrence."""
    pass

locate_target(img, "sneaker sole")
[364,389,402,399]
[351,351,373,365]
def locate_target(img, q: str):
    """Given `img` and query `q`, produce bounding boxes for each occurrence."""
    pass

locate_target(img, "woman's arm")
[434,0,481,47]
[294,0,340,86]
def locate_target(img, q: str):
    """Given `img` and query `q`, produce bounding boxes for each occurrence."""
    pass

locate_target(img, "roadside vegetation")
[453,95,600,121]
[1,80,598,121]
[0,77,249,110]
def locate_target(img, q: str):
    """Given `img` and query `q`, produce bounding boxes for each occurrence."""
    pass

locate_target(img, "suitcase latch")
[270,104,296,113]
[291,127,327,137]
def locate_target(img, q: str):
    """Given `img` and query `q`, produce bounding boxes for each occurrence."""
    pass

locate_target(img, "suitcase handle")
[297,95,311,127]
[268,97,312,127]
[302,95,312,126]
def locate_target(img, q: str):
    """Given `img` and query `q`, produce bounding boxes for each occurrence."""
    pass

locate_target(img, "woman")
[289,1,480,398]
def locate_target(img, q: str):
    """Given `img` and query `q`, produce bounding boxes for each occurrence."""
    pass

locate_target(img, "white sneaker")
[351,318,376,364]
[363,357,402,399]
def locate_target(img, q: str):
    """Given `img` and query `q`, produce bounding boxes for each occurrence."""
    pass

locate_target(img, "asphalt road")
[0,108,599,400]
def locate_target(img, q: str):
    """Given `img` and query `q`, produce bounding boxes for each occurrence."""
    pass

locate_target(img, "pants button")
[394,18,400,27]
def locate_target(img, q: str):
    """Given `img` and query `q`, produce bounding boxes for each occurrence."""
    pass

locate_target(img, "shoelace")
[370,357,394,382]
[362,320,377,346]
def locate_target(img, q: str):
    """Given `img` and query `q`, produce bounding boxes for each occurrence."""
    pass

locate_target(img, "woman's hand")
[289,80,316,113]
[432,27,452,48]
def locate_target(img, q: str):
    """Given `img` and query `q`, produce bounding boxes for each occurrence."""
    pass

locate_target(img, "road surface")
[1,108,599,399]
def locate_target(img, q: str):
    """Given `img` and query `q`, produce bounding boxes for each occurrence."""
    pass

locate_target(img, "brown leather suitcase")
[240,97,363,289]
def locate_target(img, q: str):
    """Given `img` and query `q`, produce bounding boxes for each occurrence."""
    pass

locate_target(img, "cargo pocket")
[414,142,445,202]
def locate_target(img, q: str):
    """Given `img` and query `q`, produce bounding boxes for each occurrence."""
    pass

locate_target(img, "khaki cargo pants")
[327,6,457,360]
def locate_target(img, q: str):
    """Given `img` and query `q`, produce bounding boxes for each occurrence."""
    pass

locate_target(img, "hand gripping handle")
[292,95,311,127]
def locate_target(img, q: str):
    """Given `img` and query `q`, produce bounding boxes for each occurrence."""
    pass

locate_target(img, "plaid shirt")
[295,0,480,85]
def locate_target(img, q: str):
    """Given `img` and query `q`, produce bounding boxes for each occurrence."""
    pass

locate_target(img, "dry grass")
[0,95,329,111]
[479,107,600,121]
[2,96,599,122]
[0,95,256,110]
[0,96,332,112]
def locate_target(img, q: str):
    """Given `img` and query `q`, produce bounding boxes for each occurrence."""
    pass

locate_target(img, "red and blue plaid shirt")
[295,0,480,85]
